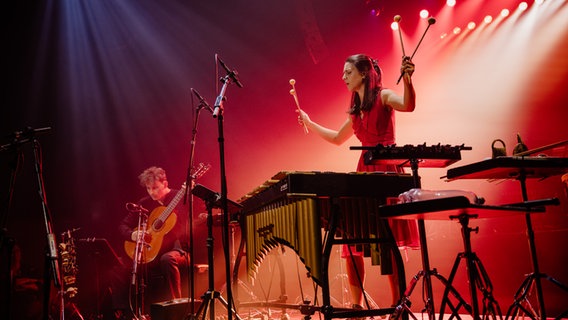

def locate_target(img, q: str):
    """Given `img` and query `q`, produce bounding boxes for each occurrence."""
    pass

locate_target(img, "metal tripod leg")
[187,192,242,320]
[439,214,502,320]
[390,268,469,320]
[192,290,242,320]
[505,272,568,320]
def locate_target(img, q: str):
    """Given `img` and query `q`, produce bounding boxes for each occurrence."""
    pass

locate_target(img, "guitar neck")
[157,185,187,222]
[154,163,210,222]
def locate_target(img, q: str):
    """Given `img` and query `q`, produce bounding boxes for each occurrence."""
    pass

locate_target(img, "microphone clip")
[217,55,243,88]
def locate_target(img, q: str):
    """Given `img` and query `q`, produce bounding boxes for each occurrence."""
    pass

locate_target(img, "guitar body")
[124,206,177,264]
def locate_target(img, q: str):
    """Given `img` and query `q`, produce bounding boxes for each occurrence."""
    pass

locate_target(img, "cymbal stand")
[438,213,502,320]
[505,172,568,320]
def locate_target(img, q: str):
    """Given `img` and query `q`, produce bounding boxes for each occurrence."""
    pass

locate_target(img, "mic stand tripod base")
[187,290,239,320]
[191,185,242,320]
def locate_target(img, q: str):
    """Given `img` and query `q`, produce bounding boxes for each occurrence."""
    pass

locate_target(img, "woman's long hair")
[346,54,383,115]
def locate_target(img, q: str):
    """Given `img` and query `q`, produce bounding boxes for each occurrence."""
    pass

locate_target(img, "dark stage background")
[2,0,568,317]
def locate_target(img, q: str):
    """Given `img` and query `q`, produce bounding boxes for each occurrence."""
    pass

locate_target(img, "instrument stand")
[355,143,473,320]
[438,213,501,320]
[391,158,448,320]
[505,173,568,320]
[442,148,568,319]
[391,268,466,320]
[190,184,242,320]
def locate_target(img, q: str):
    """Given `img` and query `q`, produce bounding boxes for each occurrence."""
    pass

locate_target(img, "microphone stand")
[31,137,63,320]
[184,98,211,319]
[1,127,56,320]
[212,72,236,320]
[131,210,149,318]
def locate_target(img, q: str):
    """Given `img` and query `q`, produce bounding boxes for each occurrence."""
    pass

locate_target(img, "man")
[119,166,189,301]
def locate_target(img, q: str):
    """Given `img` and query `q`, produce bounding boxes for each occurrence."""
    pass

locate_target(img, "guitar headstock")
[180,163,211,190]
[191,162,211,180]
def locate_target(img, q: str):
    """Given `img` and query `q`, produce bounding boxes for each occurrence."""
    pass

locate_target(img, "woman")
[296,54,419,308]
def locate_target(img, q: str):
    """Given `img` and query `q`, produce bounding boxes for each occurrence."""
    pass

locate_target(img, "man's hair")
[138,166,167,186]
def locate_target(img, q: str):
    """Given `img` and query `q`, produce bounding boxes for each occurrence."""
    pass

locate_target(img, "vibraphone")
[235,171,415,320]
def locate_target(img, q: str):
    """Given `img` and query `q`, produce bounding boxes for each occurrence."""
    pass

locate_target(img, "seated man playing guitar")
[119,165,204,301]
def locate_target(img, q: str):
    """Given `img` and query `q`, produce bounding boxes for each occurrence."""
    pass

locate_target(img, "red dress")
[350,95,420,250]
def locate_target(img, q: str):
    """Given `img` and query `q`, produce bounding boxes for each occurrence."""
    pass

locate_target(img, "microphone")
[126,202,149,213]
[217,55,243,88]
[191,88,213,113]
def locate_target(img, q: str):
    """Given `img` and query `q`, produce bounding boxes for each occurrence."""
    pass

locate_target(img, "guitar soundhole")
[153,219,163,230]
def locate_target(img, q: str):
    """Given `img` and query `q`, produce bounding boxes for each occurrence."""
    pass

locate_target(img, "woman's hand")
[401,56,415,78]
[296,108,310,128]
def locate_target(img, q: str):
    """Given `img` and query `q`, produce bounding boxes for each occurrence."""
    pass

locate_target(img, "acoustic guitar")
[124,163,210,263]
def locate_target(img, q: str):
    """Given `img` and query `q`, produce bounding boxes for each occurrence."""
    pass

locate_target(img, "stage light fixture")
[484,15,493,23]
[446,0,456,7]
[365,0,383,17]
[391,21,399,30]
[420,9,429,19]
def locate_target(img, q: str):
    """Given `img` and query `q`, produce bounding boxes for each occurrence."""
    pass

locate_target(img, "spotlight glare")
[391,21,399,30]
[370,9,381,17]
[440,33,448,39]
[453,27,461,34]
[535,0,544,5]
[446,0,456,7]
[518,2,528,11]
[420,9,429,19]
[484,15,493,23]
[467,22,476,30]
[501,9,510,17]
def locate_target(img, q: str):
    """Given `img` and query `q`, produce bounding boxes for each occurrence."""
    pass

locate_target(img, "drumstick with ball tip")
[289,79,309,134]
[394,15,406,57]
[396,16,437,84]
